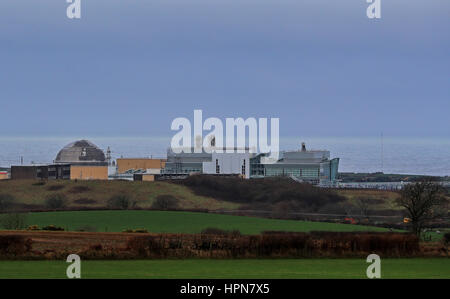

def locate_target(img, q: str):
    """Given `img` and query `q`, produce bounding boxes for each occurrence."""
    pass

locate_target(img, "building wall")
[145,168,161,174]
[163,162,203,174]
[142,174,155,181]
[163,148,211,175]
[117,158,166,173]
[11,166,48,180]
[264,164,320,179]
[48,164,71,180]
[133,174,155,181]
[203,153,250,179]
[70,165,108,180]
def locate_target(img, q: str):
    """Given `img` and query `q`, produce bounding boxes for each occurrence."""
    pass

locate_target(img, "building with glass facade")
[250,143,339,185]
[163,143,339,185]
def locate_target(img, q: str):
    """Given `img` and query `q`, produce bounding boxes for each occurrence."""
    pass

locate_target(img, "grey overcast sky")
[0,0,449,138]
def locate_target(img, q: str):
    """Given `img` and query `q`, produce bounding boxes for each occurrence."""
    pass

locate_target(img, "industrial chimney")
[301,142,306,152]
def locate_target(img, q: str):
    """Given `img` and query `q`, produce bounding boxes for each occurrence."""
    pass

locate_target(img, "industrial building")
[6,138,339,185]
[163,146,251,179]
[11,140,110,181]
[162,142,339,185]
[11,164,71,180]
[0,168,10,180]
[251,143,339,185]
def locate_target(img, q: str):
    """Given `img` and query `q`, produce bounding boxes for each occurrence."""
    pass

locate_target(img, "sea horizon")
[0,136,449,177]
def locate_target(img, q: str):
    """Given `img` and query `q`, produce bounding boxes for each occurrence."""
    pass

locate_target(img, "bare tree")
[355,198,371,217]
[396,180,447,237]
[0,213,27,230]
[340,202,356,217]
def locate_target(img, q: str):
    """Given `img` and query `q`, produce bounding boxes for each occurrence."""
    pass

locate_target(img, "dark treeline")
[124,232,420,259]
[0,231,424,260]
[180,175,346,213]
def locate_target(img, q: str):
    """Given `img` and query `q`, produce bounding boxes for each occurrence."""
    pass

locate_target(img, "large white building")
[162,142,339,184]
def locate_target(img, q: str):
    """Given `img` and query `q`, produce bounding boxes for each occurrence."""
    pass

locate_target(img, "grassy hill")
[0,179,238,211]
[16,210,395,233]
[335,188,402,211]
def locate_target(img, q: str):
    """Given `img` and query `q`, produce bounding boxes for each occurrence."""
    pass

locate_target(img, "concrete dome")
[55,140,106,164]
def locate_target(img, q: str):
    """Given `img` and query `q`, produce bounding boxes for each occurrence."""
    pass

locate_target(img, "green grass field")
[0,259,448,279]
[18,210,395,234]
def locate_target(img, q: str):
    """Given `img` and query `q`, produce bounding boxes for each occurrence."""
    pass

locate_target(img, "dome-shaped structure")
[55,140,106,164]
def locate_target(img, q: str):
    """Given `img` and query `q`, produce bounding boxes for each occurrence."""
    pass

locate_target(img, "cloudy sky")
[0,0,449,138]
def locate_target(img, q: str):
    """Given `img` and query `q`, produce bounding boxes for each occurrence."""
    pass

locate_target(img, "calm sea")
[0,136,449,176]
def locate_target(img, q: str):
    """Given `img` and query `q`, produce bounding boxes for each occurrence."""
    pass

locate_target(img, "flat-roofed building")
[11,164,70,180]
[163,142,339,184]
[163,146,252,179]
[252,142,339,185]
[0,170,9,180]
[116,158,166,174]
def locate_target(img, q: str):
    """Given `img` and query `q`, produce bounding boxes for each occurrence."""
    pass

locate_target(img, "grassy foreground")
[21,210,394,234]
[0,259,448,279]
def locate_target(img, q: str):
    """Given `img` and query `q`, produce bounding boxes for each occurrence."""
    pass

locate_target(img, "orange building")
[70,165,108,180]
[116,158,166,174]
[0,171,8,180]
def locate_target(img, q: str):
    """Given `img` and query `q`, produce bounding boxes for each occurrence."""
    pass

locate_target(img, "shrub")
[46,185,65,191]
[127,236,162,256]
[0,235,32,255]
[0,194,14,212]
[32,181,46,186]
[201,227,241,237]
[76,225,97,232]
[123,228,148,233]
[0,213,27,230]
[42,225,64,231]
[69,185,91,194]
[444,233,450,246]
[27,225,40,231]
[45,194,67,209]
[151,195,179,210]
[73,198,97,205]
[89,244,103,251]
[107,194,136,210]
